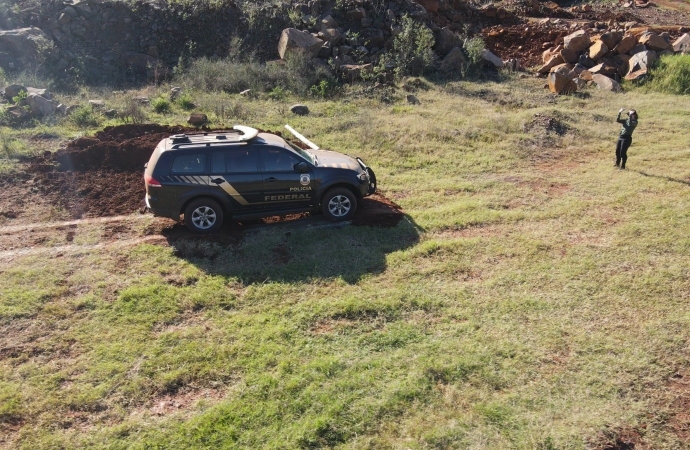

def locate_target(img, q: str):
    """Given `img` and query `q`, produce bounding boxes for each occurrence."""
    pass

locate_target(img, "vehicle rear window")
[211,149,259,174]
[171,154,206,173]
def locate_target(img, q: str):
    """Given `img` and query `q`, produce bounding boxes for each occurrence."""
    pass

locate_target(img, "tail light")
[145,174,162,187]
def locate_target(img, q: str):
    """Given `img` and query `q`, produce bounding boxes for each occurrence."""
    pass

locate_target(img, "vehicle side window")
[171,153,206,173]
[260,147,301,172]
[211,149,259,174]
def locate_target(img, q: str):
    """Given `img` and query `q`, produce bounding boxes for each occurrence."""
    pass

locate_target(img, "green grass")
[646,53,690,95]
[2,77,690,449]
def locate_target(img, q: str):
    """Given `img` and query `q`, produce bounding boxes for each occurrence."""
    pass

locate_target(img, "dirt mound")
[483,24,569,68]
[525,113,570,136]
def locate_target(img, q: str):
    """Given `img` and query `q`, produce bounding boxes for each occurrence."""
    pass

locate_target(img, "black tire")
[321,187,357,221]
[184,198,224,233]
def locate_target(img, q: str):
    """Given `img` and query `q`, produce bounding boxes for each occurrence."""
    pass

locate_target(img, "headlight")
[358,172,369,181]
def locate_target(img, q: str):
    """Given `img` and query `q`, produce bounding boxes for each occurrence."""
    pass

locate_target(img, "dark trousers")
[616,136,632,168]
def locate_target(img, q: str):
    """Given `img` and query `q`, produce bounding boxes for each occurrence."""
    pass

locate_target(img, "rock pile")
[540,27,689,94]
[1,84,70,119]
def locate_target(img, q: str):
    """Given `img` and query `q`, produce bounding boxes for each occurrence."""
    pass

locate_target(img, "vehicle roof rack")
[168,125,260,149]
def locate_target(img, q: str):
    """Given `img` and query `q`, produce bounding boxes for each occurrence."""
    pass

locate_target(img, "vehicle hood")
[312,149,361,171]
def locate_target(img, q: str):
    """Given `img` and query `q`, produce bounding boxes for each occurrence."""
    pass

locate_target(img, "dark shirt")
[617,112,638,137]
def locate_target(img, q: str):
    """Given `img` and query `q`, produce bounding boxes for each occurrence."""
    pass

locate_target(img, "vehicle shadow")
[162,196,422,285]
[634,170,690,187]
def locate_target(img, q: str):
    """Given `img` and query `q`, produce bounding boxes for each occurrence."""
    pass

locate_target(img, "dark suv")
[144,125,377,233]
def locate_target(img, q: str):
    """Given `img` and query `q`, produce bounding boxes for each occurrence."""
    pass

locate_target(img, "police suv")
[144,125,377,233]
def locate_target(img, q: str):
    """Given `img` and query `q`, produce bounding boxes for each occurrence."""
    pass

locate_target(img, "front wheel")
[321,188,357,221]
[184,198,224,233]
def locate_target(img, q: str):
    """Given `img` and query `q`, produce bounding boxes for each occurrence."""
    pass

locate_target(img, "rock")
[599,31,623,49]
[123,53,160,74]
[625,68,648,81]
[89,100,105,109]
[629,44,647,55]
[4,84,26,100]
[104,109,118,118]
[346,7,366,20]
[418,0,440,13]
[134,97,150,105]
[563,30,591,52]
[613,35,636,54]
[560,47,579,64]
[672,33,690,53]
[321,15,338,29]
[340,64,372,81]
[278,28,323,59]
[63,6,78,18]
[0,28,53,70]
[639,33,670,51]
[538,54,564,74]
[548,72,577,94]
[239,89,251,96]
[440,47,467,73]
[628,50,657,74]
[187,113,208,127]
[589,40,609,60]
[170,87,182,101]
[290,104,309,116]
[318,41,332,58]
[551,63,574,77]
[57,104,67,114]
[592,74,622,92]
[434,27,462,57]
[319,28,341,44]
[26,93,58,116]
[589,63,617,77]
[481,49,504,68]
[578,54,596,68]
[26,87,52,100]
[406,94,420,105]
[579,70,593,81]
[574,77,587,90]
[5,105,30,121]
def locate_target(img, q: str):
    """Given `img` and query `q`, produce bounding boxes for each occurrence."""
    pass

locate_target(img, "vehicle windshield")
[286,141,317,165]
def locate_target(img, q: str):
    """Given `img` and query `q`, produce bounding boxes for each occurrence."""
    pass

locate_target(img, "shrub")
[177,93,196,110]
[389,15,435,79]
[646,54,690,95]
[462,37,487,79]
[267,86,289,101]
[119,99,148,124]
[11,90,27,105]
[70,106,101,128]
[151,96,172,114]
[309,79,340,98]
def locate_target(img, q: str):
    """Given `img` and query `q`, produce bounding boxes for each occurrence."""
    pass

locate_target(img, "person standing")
[615,108,638,169]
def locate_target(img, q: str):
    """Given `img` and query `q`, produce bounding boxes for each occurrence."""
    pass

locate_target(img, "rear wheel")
[321,188,357,221]
[184,198,224,233]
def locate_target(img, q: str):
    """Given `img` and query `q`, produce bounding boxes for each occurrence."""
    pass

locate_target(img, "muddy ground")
[0,124,404,263]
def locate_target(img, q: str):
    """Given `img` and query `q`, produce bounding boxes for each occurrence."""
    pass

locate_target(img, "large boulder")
[441,47,467,73]
[614,35,637,54]
[340,63,373,81]
[548,72,577,94]
[673,33,690,53]
[639,33,670,51]
[434,27,462,57]
[589,40,609,60]
[599,31,623,50]
[589,63,617,77]
[559,48,579,64]
[481,49,504,68]
[0,28,54,71]
[628,50,657,74]
[187,113,208,127]
[563,30,591,52]
[539,54,564,74]
[624,68,648,82]
[26,93,58,116]
[592,74,622,92]
[4,84,26,100]
[278,28,323,59]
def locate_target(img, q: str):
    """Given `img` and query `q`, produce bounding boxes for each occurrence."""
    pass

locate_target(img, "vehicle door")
[208,146,264,213]
[259,146,314,211]
[165,151,210,207]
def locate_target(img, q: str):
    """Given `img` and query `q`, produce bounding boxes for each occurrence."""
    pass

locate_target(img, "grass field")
[1,77,690,449]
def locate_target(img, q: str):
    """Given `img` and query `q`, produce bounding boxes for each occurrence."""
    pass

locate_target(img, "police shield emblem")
[300,174,310,186]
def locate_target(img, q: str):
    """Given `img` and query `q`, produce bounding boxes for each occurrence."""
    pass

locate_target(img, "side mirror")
[295,162,309,173]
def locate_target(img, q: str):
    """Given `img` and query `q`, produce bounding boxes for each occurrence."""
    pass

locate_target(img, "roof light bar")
[285,125,320,151]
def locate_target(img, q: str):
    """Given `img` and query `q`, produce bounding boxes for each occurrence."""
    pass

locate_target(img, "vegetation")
[1,76,690,449]
[151,96,172,114]
[646,54,690,95]
[388,15,436,79]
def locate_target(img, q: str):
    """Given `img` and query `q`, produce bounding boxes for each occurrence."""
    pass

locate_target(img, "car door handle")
[265,177,277,182]
[211,178,225,184]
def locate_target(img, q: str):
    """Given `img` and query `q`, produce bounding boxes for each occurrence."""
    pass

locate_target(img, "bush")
[70,106,101,128]
[646,54,690,95]
[177,93,196,110]
[389,15,435,79]
[119,99,148,124]
[267,86,290,101]
[462,37,486,79]
[309,79,340,98]
[151,96,172,114]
